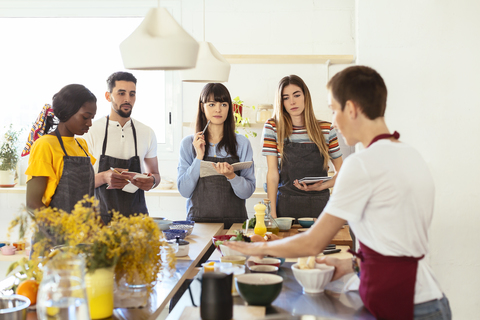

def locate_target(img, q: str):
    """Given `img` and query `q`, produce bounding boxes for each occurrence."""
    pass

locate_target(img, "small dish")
[219,244,249,259]
[291,262,335,293]
[152,218,172,231]
[248,265,278,274]
[275,218,293,231]
[221,255,247,265]
[170,220,195,236]
[297,228,309,233]
[252,257,281,267]
[236,273,283,306]
[298,218,316,228]
[163,229,188,240]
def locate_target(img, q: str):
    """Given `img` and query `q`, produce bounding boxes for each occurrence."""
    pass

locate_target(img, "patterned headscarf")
[21,104,54,157]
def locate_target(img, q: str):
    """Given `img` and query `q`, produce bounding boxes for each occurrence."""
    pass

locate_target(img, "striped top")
[262,118,342,165]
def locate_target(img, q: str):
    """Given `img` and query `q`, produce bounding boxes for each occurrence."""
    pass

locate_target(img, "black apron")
[49,129,95,212]
[187,156,248,229]
[276,140,330,220]
[95,116,148,224]
[30,130,95,256]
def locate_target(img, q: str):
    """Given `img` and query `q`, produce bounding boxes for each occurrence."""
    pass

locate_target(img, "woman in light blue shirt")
[177,83,255,229]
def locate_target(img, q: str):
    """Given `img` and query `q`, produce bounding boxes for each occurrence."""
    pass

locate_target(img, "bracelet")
[352,256,361,277]
[150,175,156,190]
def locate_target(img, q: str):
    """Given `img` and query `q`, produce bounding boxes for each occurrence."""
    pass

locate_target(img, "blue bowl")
[170,221,195,236]
[163,229,188,240]
[298,218,315,228]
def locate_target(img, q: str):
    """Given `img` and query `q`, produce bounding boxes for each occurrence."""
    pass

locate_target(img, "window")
[0,17,170,143]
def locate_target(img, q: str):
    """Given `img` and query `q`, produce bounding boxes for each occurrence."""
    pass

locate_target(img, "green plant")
[233,96,257,138]
[0,124,22,171]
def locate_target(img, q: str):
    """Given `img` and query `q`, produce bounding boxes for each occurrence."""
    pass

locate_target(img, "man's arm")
[130,157,160,191]
[224,212,346,258]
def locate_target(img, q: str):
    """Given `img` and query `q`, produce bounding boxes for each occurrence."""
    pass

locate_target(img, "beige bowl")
[291,262,334,293]
[221,255,247,265]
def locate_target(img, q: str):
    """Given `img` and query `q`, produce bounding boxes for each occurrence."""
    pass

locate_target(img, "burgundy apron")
[355,131,423,319]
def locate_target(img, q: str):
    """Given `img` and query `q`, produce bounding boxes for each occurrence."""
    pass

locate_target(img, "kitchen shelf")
[223,54,355,64]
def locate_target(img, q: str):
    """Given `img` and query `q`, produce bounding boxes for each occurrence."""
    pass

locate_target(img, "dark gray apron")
[277,140,330,220]
[187,156,248,229]
[49,129,95,212]
[95,116,147,224]
[30,130,95,255]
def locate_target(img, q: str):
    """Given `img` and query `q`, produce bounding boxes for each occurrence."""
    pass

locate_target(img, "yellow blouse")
[26,135,96,207]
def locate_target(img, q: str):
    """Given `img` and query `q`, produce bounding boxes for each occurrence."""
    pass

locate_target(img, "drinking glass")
[37,253,90,320]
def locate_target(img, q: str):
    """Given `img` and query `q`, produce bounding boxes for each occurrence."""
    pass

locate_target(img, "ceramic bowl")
[170,220,195,236]
[275,218,293,231]
[220,255,247,265]
[163,229,188,241]
[252,257,281,267]
[152,218,173,231]
[219,244,249,258]
[298,218,316,228]
[280,217,296,222]
[236,273,283,306]
[0,294,30,319]
[291,262,335,294]
[1,245,16,255]
[248,265,278,274]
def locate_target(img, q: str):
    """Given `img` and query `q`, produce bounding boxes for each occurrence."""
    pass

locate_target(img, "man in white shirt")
[84,71,160,223]
[225,66,451,320]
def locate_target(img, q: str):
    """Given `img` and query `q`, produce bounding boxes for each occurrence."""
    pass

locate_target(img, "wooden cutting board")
[179,305,265,320]
[227,223,353,249]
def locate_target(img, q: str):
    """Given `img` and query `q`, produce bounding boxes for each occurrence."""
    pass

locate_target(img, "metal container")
[0,295,30,320]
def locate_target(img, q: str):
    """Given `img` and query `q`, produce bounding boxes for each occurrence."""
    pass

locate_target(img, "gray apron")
[277,140,330,220]
[30,130,95,254]
[49,129,95,212]
[95,116,148,224]
[187,156,248,229]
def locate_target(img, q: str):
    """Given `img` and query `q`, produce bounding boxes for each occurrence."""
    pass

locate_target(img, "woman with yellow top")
[26,84,97,213]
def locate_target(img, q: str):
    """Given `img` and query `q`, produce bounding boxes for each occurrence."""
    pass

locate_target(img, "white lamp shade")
[181,41,231,82]
[120,8,199,70]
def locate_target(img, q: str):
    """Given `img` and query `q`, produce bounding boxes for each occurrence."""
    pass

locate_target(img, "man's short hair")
[106,71,137,92]
[327,66,387,120]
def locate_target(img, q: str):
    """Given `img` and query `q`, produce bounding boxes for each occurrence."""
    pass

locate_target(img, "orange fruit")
[16,279,39,305]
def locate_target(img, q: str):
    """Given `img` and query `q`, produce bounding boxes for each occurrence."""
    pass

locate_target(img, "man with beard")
[84,71,160,224]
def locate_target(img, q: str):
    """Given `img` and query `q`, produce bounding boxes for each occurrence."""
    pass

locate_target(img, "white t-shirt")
[83,116,157,174]
[325,140,443,304]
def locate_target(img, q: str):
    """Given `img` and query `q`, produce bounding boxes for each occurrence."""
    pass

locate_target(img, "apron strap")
[75,139,89,157]
[367,131,400,147]
[54,129,69,156]
[131,119,138,157]
[102,116,138,157]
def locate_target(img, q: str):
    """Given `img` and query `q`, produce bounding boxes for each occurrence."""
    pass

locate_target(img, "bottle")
[263,199,280,235]
[253,202,267,237]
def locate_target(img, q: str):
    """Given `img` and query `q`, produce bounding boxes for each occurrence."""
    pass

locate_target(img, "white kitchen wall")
[357,1,480,318]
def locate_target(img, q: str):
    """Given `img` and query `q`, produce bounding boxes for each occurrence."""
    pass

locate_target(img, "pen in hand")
[202,120,211,135]
[110,167,130,182]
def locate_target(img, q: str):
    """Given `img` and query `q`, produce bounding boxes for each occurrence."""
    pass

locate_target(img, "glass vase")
[36,253,90,320]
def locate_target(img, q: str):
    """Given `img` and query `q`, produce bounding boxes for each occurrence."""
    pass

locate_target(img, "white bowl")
[219,244,250,259]
[291,263,335,293]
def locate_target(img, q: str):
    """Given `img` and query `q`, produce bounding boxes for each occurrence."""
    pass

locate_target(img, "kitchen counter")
[0,222,224,320]
[170,261,374,320]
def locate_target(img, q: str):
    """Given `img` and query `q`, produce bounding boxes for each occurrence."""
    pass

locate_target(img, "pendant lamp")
[120,7,199,70]
[181,0,230,82]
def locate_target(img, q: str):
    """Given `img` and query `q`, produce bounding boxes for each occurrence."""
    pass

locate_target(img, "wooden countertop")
[0,222,225,320]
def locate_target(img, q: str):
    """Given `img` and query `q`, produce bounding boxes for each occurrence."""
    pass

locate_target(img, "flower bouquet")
[7,196,176,318]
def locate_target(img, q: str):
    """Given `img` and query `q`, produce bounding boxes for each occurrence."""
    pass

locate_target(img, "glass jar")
[256,104,273,123]
[37,253,90,320]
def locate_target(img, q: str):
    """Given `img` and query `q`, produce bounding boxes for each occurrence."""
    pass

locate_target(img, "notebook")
[200,161,253,178]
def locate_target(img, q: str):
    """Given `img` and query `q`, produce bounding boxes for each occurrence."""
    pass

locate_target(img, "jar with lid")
[256,104,273,123]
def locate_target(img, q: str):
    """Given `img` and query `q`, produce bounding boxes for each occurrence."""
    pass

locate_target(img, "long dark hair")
[45,84,97,133]
[195,83,238,159]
